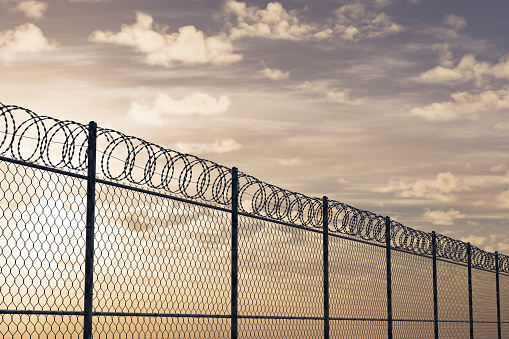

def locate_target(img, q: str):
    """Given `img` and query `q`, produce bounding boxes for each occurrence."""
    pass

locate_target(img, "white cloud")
[295,81,362,104]
[325,89,361,104]
[490,164,507,173]
[460,234,487,246]
[89,12,242,68]
[223,0,401,42]
[423,209,465,225]
[175,138,242,154]
[433,43,454,68]
[0,23,57,60]
[332,3,403,41]
[497,189,509,209]
[494,122,509,131]
[259,64,290,80]
[128,91,231,126]
[410,89,509,121]
[374,172,471,202]
[338,177,351,184]
[224,0,329,41]
[15,0,47,19]
[419,53,509,83]
[295,81,313,90]
[443,14,467,31]
[278,157,301,166]
[373,0,392,8]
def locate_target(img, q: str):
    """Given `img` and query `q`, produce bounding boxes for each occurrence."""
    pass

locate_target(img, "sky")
[0,0,508,253]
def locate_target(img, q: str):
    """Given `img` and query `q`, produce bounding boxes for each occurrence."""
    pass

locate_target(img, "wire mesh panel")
[238,216,323,319]
[437,260,469,323]
[0,314,83,338]
[501,274,509,335]
[472,268,497,323]
[238,318,322,339]
[392,250,434,322]
[502,323,509,338]
[437,321,470,337]
[472,322,498,338]
[0,161,86,337]
[330,319,387,338]
[93,183,231,335]
[0,162,86,312]
[393,320,434,338]
[93,316,230,339]
[329,236,387,321]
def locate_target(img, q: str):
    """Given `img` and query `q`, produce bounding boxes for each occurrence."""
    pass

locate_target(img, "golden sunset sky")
[1,0,509,253]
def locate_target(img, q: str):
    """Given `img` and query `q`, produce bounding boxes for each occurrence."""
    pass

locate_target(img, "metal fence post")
[231,167,239,339]
[496,251,501,339]
[432,231,439,338]
[83,121,97,339]
[385,216,393,339]
[467,243,474,339]
[323,196,329,339]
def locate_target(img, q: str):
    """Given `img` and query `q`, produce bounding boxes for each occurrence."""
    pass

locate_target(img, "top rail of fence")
[0,101,506,273]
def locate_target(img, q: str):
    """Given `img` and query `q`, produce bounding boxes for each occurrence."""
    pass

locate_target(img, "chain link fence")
[0,102,507,338]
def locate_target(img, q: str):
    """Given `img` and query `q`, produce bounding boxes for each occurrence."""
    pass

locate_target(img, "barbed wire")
[1,101,507,273]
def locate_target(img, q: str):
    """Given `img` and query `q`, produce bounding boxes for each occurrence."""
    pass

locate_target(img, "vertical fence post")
[323,196,329,339]
[432,231,439,339]
[231,167,239,339]
[496,251,501,339]
[467,242,474,339]
[385,216,393,339]
[83,121,97,339]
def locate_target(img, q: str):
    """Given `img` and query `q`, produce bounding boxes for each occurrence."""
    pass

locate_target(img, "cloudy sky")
[1,0,508,253]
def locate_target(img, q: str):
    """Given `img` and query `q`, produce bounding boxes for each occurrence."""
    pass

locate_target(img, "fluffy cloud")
[223,0,401,42]
[128,91,231,126]
[332,3,403,41]
[497,189,509,209]
[295,81,361,104]
[89,12,242,68]
[325,89,361,104]
[491,164,507,173]
[460,234,487,246]
[410,89,509,121]
[0,23,56,60]
[423,209,464,225]
[175,138,242,154]
[374,172,470,202]
[259,64,290,80]
[15,0,47,19]
[494,122,509,131]
[443,14,467,31]
[420,53,509,83]
[433,43,454,68]
[278,157,301,166]
[224,0,328,41]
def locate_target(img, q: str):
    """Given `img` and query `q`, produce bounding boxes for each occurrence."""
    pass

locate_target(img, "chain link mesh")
[1,101,508,338]
[238,216,323,319]
[238,318,322,338]
[329,237,387,320]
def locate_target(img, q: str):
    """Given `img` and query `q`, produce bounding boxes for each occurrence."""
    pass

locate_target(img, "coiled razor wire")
[0,101,507,273]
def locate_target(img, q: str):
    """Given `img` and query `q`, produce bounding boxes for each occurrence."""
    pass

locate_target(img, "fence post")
[467,242,473,339]
[496,251,501,339]
[83,121,97,339]
[323,196,329,339]
[432,231,438,339]
[385,216,392,339]
[231,167,239,339]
